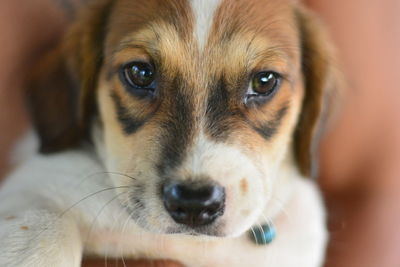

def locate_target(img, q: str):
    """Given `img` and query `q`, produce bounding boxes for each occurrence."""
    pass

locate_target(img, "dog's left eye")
[120,62,156,97]
[245,71,281,104]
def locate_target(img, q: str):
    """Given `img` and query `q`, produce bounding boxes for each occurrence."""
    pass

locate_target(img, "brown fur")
[27,0,338,178]
[27,0,113,152]
[294,6,339,178]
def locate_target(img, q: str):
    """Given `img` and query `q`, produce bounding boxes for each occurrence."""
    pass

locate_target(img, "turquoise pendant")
[249,224,276,245]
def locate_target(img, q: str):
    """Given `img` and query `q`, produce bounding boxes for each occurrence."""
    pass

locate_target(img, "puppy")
[0,0,338,266]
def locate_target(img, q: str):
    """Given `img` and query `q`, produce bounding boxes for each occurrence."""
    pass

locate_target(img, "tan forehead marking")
[105,0,194,59]
[207,0,300,59]
[106,0,299,73]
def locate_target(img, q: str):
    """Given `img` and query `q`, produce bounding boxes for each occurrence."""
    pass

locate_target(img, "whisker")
[258,222,266,244]
[101,172,137,181]
[121,254,127,267]
[260,215,275,264]
[104,198,131,267]
[270,197,292,223]
[118,202,140,265]
[59,186,131,218]
[84,191,130,246]
[119,201,131,267]
[74,171,137,188]
[250,226,259,245]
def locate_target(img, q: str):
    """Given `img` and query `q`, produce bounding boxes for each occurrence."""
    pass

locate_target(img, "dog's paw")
[0,209,82,267]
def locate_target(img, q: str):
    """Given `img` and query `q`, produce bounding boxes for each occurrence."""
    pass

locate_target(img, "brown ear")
[27,1,113,153]
[293,6,341,178]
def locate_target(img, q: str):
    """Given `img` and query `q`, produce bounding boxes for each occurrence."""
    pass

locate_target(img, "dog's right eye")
[120,62,156,97]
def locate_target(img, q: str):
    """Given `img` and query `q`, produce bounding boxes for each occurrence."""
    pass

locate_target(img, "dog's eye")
[245,71,281,104]
[121,62,156,97]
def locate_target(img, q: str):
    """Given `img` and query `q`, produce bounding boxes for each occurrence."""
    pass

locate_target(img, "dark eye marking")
[111,92,147,135]
[205,80,231,140]
[252,104,289,140]
[157,79,195,176]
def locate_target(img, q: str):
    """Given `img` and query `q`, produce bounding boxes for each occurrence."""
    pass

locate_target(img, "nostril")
[162,182,225,227]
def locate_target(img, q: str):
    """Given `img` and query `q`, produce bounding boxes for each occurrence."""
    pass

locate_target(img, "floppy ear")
[27,1,112,153]
[293,6,341,178]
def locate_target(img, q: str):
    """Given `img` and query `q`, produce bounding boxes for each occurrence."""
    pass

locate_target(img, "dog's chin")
[122,200,259,239]
[133,217,228,238]
[164,223,227,238]
[125,209,233,238]
[131,214,257,240]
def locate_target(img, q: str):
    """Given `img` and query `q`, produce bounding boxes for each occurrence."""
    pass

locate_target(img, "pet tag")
[249,224,276,245]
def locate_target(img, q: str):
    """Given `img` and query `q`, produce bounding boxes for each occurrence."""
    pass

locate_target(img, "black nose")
[162,183,225,227]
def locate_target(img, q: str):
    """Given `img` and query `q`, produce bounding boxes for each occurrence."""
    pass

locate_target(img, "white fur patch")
[189,0,222,49]
[178,132,267,236]
[9,130,38,166]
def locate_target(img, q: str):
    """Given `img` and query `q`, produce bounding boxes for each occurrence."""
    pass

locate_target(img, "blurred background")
[0,0,399,266]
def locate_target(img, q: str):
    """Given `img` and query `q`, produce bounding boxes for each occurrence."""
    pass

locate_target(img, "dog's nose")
[162,183,225,227]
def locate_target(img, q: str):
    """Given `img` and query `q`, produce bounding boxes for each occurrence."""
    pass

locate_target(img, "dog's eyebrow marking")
[111,93,147,135]
[111,38,161,58]
[189,0,222,50]
[253,104,289,140]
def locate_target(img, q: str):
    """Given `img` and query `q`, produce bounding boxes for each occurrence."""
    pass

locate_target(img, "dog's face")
[98,0,302,236]
[28,0,337,237]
